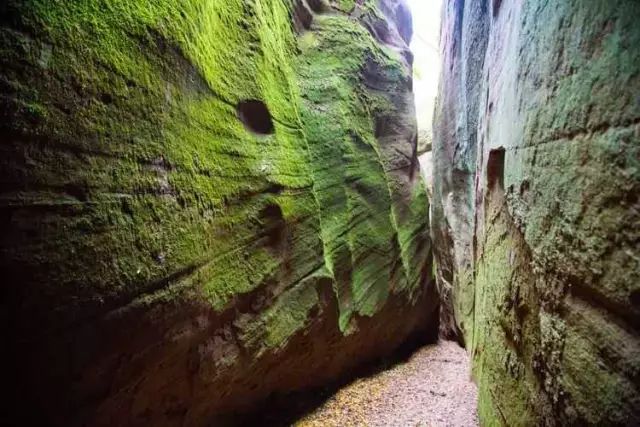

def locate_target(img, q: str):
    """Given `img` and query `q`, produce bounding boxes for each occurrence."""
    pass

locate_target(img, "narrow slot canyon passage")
[1,0,638,426]
[289,1,483,424]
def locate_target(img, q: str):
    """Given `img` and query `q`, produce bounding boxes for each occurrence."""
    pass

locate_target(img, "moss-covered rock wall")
[0,0,435,425]
[432,0,640,425]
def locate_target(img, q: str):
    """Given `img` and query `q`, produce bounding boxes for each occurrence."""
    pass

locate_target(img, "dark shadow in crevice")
[258,203,287,251]
[487,147,505,191]
[227,307,440,427]
[237,100,275,135]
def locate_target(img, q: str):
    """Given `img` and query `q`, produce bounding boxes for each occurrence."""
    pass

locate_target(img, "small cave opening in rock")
[487,147,505,191]
[237,100,275,135]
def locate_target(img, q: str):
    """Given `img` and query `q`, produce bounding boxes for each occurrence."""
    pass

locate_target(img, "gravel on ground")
[295,340,479,427]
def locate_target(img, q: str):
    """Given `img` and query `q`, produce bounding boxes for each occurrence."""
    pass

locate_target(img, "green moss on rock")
[1,0,434,424]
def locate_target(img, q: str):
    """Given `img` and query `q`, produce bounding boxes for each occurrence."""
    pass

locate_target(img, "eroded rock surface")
[0,1,435,425]
[432,0,640,425]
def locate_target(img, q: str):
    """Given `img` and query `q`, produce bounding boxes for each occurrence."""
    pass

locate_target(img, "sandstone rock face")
[432,0,640,425]
[0,1,435,425]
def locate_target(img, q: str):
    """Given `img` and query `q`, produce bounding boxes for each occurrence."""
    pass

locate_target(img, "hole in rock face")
[487,148,505,191]
[237,100,274,135]
[100,92,113,104]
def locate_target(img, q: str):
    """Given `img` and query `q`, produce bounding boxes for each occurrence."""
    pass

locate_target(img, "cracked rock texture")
[431,0,640,425]
[0,0,436,425]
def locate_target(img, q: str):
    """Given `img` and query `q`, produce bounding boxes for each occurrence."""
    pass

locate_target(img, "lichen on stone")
[1,0,435,424]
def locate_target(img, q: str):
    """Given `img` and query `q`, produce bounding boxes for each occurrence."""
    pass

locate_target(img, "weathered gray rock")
[432,0,640,424]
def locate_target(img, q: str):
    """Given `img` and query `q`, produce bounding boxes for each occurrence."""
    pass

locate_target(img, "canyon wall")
[432,0,640,425]
[0,0,436,425]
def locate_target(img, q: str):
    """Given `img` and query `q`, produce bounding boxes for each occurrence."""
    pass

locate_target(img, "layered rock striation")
[432,0,640,425]
[0,0,435,425]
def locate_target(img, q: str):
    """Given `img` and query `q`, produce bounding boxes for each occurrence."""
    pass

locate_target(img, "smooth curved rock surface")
[0,1,436,425]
